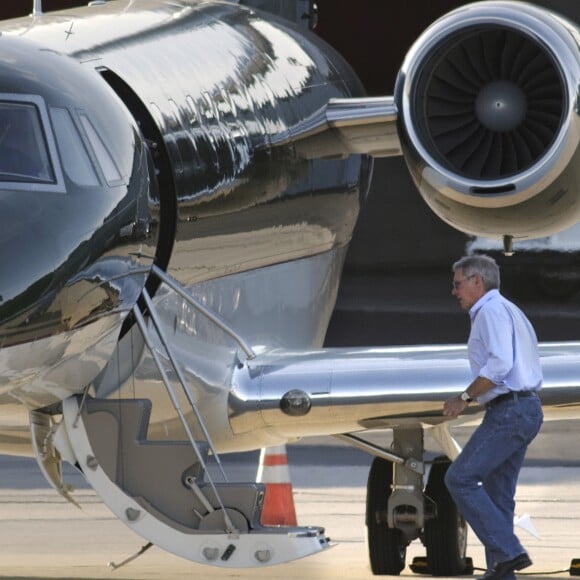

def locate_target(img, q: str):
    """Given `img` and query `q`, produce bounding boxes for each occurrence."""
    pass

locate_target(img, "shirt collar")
[469,288,500,322]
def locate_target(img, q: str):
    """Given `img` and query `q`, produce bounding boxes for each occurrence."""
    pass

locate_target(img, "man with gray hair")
[443,255,543,579]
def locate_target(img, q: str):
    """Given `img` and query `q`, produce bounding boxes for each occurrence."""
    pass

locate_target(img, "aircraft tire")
[424,456,468,576]
[365,457,407,575]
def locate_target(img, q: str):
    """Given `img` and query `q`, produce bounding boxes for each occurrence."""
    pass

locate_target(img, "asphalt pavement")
[0,450,580,579]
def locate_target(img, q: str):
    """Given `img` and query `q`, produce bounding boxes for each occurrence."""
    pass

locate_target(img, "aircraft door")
[97,67,176,297]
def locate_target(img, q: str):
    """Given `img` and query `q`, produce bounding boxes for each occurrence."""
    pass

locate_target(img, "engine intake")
[396,1,580,239]
[415,27,565,181]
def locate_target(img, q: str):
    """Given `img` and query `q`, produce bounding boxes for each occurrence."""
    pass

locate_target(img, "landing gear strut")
[363,429,472,576]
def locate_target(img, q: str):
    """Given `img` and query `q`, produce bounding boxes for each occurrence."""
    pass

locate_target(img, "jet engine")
[395,1,580,242]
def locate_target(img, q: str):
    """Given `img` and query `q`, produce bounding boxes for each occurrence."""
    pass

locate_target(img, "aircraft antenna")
[31,0,43,16]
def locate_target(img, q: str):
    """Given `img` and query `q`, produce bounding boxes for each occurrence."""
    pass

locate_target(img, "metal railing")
[128,265,260,534]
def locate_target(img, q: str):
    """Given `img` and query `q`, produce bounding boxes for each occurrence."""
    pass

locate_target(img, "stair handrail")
[132,299,237,534]
[151,265,256,360]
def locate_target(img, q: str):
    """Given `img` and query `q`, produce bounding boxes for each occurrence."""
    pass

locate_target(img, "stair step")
[60,396,331,567]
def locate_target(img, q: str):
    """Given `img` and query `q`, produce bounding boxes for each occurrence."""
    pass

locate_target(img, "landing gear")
[360,429,472,577]
[424,457,471,576]
[366,457,408,575]
[365,427,424,575]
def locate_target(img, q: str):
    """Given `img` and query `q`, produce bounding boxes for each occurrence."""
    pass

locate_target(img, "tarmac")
[0,449,579,580]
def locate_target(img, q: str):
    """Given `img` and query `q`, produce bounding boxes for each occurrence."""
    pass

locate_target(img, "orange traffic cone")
[256,445,298,526]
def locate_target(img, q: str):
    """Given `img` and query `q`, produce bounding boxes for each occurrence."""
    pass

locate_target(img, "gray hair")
[452,255,500,291]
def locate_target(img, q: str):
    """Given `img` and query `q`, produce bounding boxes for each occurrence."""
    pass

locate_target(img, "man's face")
[452,271,484,311]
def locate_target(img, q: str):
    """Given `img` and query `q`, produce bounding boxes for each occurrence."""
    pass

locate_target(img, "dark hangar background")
[2,1,580,346]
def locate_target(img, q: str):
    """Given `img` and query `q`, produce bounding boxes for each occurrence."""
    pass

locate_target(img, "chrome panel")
[229,345,473,442]
[227,342,580,446]
[0,314,122,410]
[112,249,348,450]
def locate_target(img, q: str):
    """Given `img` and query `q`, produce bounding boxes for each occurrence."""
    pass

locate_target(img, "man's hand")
[443,395,468,418]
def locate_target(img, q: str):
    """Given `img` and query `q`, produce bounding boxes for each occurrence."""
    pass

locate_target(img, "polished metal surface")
[122,330,580,454]
[1,0,579,455]
[0,34,152,411]
[111,249,349,453]
[151,265,256,360]
[0,0,371,422]
[2,0,370,287]
[278,96,401,159]
[227,342,580,448]
[0,40,152,338]
[396,1,580,239]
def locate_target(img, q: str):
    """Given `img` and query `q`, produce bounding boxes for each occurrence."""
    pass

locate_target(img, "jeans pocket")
[513,402,543,443]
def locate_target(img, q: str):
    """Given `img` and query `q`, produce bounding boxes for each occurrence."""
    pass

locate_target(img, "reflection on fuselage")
[0,1,370,440]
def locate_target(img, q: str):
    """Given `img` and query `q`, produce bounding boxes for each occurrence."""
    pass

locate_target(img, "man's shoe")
[484,553,532,579]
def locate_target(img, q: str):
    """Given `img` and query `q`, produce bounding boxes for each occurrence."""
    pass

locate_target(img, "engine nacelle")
[396,1,580,241]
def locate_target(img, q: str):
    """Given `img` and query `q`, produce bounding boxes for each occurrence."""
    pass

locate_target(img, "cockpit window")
[50,108,99,187]
[0,102,55,183]
[79,114,122,184]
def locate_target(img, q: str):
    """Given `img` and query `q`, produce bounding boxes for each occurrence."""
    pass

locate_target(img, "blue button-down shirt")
[468,289,543,404]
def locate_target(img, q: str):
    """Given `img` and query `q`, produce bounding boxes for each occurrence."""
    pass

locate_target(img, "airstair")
[58,266,330,568]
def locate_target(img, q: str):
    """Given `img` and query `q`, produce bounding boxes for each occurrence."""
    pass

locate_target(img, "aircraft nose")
[0,50,157,347]
[0,182,151,347]
[0,101,156,349]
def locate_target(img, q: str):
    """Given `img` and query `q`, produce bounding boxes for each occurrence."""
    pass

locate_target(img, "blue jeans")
[445,394,543,575]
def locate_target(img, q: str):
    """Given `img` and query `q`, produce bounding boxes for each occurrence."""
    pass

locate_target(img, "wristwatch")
[460,391,473,403]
